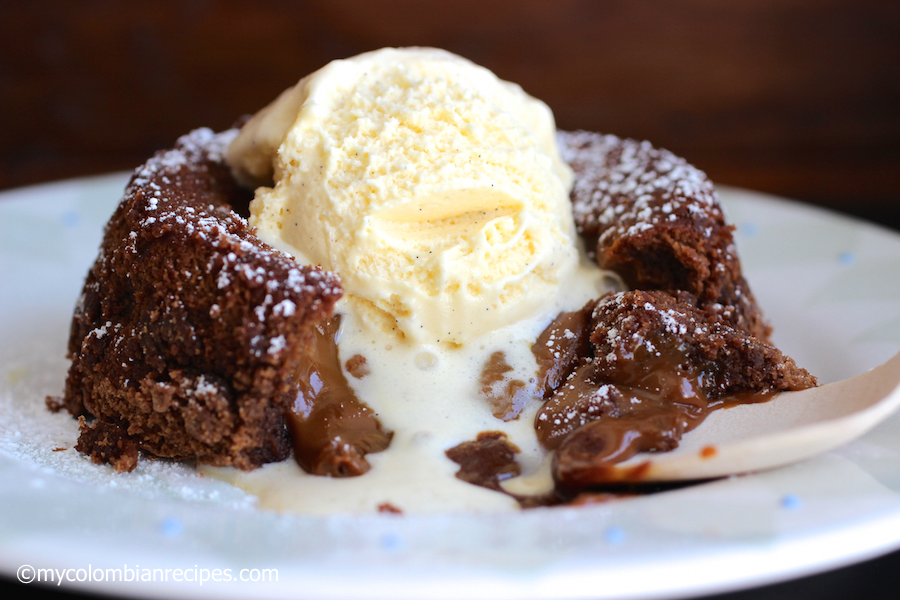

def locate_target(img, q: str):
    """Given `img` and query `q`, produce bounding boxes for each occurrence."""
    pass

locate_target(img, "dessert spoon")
[606,348,900,482]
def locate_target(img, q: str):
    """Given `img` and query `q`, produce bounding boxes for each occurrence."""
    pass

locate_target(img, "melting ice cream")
[217,47,610,513]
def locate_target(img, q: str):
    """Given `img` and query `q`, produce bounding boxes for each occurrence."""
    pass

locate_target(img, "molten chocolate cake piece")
[559,131,769,339]
[63,128,342,471]
[537,289,817,488]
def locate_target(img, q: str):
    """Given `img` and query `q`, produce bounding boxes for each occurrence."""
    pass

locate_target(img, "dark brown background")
[2,1,900,599]
[2,0,899,231]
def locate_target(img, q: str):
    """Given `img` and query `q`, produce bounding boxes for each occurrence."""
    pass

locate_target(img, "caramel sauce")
[532,305,778,489]
[700,445,717,458]
[449,303,787,504]
[286,316,392,477]
[544,341,775,487]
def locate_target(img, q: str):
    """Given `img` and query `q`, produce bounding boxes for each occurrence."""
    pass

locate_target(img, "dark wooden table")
[2,2,899,599]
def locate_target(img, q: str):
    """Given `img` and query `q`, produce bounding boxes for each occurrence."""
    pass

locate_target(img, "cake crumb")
[75,417,140,473]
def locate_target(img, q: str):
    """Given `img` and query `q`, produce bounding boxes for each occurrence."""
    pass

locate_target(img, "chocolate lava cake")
[56,126,816,495]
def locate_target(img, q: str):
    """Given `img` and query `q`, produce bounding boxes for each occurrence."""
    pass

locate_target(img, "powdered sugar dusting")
[558,130,727,254]
[0,339,254,508]
[129,128,238,192]
[115,127,342,328]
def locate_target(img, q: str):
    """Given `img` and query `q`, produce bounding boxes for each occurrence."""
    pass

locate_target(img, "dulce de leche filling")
[287,316,392,476]
[288,288,816,507]
[448,290,814,504]
[540,341,773,490]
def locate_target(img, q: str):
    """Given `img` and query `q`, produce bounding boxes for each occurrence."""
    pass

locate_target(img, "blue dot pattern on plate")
[604,526,625,544]
[781,494,802,510]
[739,222,758,237]
[381,532,403,551]
[160,517,184,536]
[62,211,81,228]
[839,252,855,265]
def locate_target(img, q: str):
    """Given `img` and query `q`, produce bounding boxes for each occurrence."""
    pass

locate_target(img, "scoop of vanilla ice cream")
[228,47,579,346]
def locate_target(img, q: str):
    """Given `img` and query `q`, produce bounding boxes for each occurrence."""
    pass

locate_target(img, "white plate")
[1,174,899,600]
